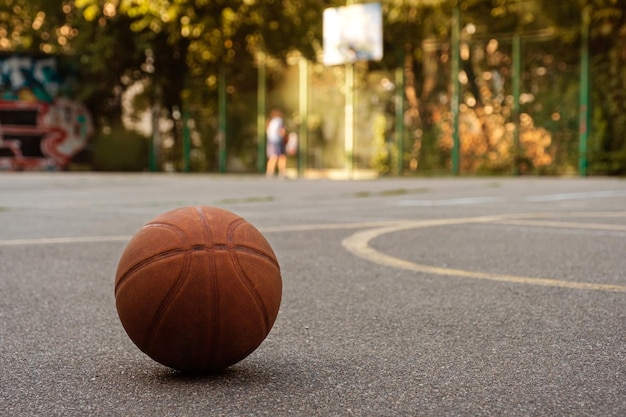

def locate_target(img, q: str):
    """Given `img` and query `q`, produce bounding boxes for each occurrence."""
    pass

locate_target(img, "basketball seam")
[137,222,193,352]
[230,245,280,269]
[197,207,219,369]
[115,223,191,296]
[114,248,186,295]
[228,219,272,334]
[181,243,279,268]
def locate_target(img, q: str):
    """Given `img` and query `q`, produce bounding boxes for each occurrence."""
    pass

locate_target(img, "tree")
[2,0,624,174]
[0,0,76,54]
[67,1,329,170]
[584,0,626,174]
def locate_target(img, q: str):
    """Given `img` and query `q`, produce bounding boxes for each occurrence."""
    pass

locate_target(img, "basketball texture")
[114,206,282,373]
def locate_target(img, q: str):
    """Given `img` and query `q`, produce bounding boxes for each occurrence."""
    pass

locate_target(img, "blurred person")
[265,109,287,178]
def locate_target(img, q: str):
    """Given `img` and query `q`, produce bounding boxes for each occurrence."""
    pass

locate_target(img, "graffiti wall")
[0,55,93,170]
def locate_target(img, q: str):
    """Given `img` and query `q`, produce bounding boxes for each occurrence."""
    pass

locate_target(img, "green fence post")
[182,86,191,173]
[451,2,461,175]
[344,62,355,178]
[150,87,161,172]
[512,31,521,175]
[395,47,405,176]
[298,57,309,177]
[218,62,227,173]
[579,6,590,176]
[257,52,267,174]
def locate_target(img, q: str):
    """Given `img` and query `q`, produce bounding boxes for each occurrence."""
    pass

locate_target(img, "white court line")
[525,190,626,202]
[3,212,626,292]
[494,219,626,232]
[0,235,132,246]
[0,221,404,247]
[397,190,626,207]
[4,213,626,294]
[342,213,626,293]
[397,197,502,206]
[260,220,404,233]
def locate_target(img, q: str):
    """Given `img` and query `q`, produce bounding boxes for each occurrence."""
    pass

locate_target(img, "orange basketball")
[114,206,282,373]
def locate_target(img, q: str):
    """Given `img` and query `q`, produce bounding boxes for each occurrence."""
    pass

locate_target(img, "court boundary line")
[2,212,625,293]
[0,221,406,247]
[341,212,626,293]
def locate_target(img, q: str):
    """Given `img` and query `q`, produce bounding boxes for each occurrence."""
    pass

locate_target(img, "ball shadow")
[150,357,302,388]
[157,366,245,381]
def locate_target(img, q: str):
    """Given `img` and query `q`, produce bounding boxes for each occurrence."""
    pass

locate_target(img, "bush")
[92,126,150,171]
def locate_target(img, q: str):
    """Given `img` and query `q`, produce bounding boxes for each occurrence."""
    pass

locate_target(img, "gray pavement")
[1,173,625,416]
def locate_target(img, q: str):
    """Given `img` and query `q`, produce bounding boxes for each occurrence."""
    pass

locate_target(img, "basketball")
[114,206,282,373]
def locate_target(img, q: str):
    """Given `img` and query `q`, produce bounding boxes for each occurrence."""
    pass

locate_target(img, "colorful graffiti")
[0,55,93,170]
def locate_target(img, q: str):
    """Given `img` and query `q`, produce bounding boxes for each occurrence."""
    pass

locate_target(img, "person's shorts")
[267,142,286,157]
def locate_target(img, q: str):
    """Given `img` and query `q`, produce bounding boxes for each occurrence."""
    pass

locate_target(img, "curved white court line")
[342,213,626,293]
[3,212,626,293]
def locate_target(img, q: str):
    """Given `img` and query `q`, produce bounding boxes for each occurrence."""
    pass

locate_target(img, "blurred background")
[0,0,624,177]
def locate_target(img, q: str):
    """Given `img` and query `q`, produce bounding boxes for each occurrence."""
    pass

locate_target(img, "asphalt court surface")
[1,173,625,416]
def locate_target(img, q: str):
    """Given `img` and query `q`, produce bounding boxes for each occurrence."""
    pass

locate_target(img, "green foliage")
[0,0,75,54]
[92,126,150,171]
[587,0,626,174]
[2,0,626,174]
[371,113,391,175]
